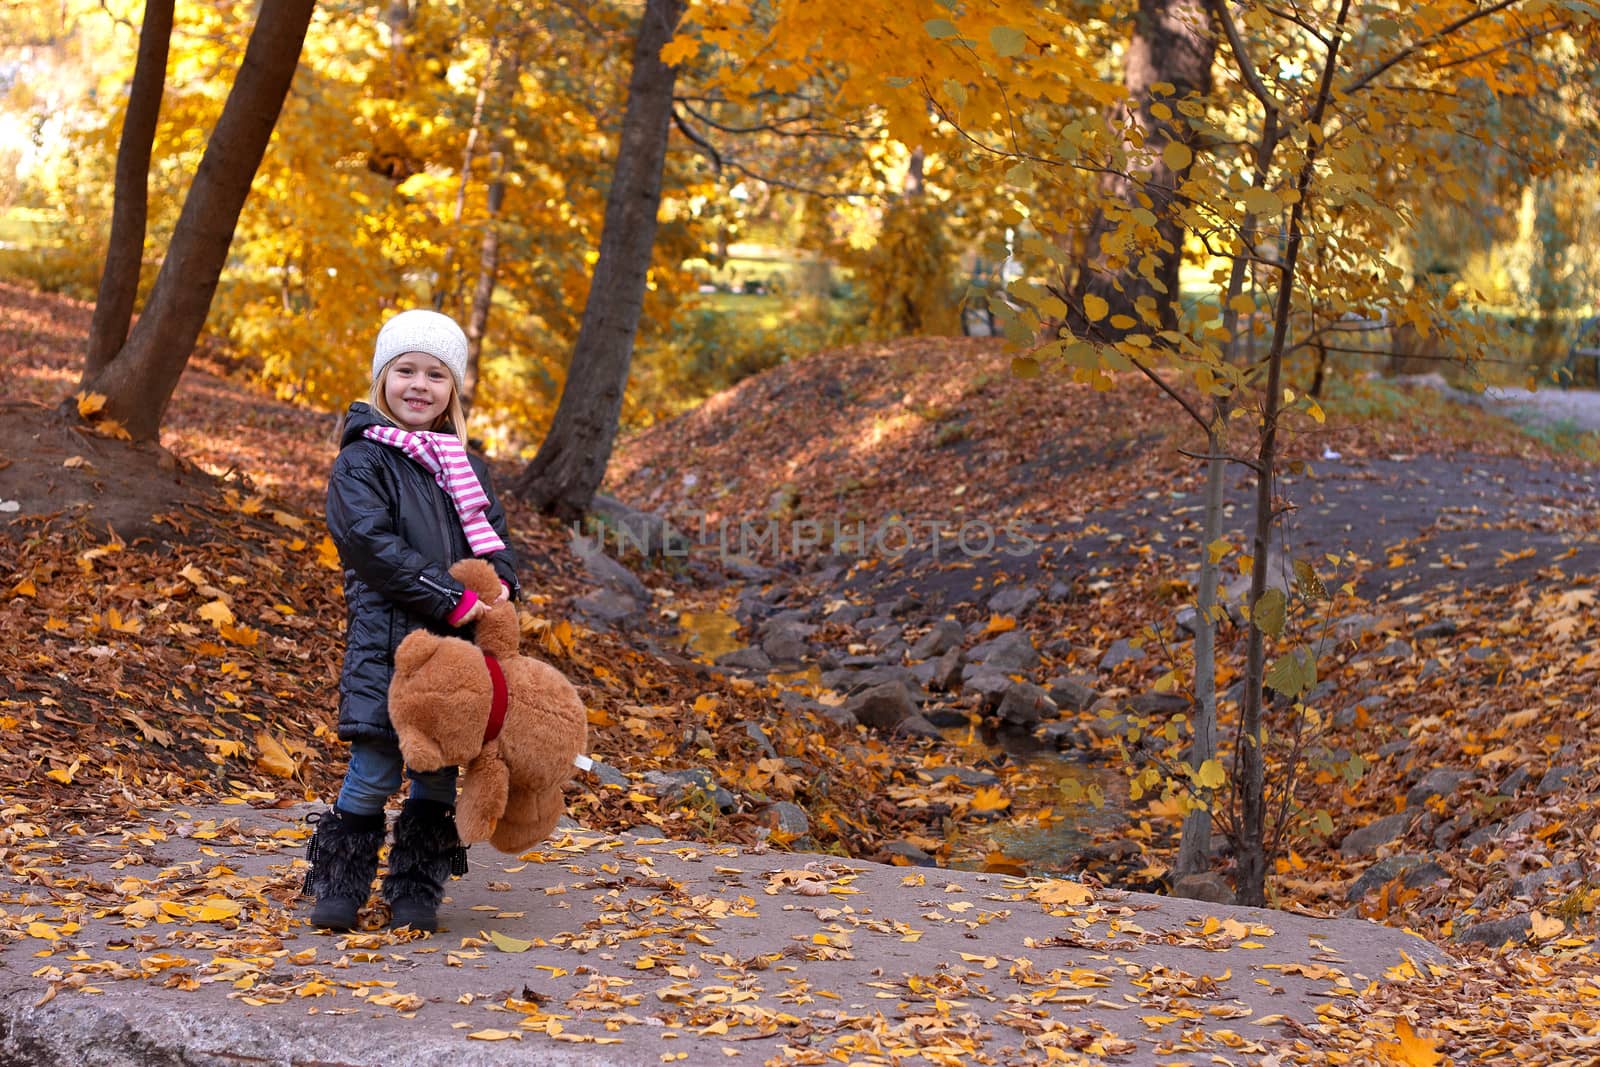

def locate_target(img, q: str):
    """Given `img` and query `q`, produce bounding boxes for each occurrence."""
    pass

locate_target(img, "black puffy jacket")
[325,402,520,742]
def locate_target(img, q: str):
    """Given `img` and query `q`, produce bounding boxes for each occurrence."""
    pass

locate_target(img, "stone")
[1402,861,1450,889]
[762,630,810,665]
[987,586,1041,617]
[715,646,773,672]
[1331,613,1384,641]
[644,769,736,811]
[745,723,778,759]
[884,841,937,867]
[1415,619,1459,639]
[919,766,1001,788]
[866,624,905,653]
[910,619,964,661]
[920,705,971,728]
[820,664,918,694]
[765,801,810,838]
[1511,861,1582,899]
[1171,872,1236,905]
[588,760,630,790]
[995,682,1055,727]
[1333,695,1385,729]
[570,529,652,600]
[928,648,964,691]
[892,714,944,740]
[1127,691,1190,716]
[1038,721,1093,751]
[1432,814,1474,850]
[1453,915,1532,947]
[760,611,816,634]
[971,630,1041,673]
[590,494,692,557]
[962,670,1014,711]
[1537,765,1580,794]
[1377,638,1414,660]
[886,594,924,617]
[827,601,868,626]
[845,682,919,732]
[1497,767,1532,796]
[1405,767,1472,810]
[1098,638,1145,671]
[572,589,640,627]
[1345,855,1427,901]
[1338,811,1415,858]
[1046,676,1100,713]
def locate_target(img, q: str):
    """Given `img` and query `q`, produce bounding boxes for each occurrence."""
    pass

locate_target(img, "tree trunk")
[76,0,317,442]
[1063,0,1213,341]
[462,151,508,412]
[512,0,685,520]
[81,0,173,382]
[461,47,522,413]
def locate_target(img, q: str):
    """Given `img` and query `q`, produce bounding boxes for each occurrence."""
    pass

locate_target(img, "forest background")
[4,0,1600,1059]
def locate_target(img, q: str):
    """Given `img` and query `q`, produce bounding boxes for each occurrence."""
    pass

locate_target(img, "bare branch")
[1342,0,1525,96]
[1208,0,1282,113]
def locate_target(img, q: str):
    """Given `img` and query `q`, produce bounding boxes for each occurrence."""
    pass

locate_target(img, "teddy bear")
[388,558,588,854]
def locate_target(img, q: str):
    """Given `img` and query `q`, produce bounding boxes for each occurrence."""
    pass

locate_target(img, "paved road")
[0,802,1438,1066]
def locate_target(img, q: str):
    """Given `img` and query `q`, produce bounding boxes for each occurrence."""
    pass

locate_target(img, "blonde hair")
[368,365,470,447]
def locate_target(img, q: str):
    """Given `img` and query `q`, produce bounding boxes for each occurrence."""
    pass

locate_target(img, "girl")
[305,308,520,932]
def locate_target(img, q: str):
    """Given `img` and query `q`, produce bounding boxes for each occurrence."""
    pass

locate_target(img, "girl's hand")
[497,581,512,604]
[453,597,489,626]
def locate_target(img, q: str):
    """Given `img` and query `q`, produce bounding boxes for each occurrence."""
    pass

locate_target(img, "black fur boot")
[382,798,468,932]
[302,807,385,931]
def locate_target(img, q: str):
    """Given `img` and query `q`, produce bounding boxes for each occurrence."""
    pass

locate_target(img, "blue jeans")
[336,738,457,816]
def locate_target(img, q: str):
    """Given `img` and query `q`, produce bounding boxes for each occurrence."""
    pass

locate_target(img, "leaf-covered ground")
[4,279,1600,1062]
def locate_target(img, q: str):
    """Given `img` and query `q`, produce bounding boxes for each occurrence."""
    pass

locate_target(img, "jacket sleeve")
[327,451,465,621]
[474,457,521,597]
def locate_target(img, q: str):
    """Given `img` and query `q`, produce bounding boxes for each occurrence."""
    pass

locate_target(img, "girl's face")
[382,352,454,431]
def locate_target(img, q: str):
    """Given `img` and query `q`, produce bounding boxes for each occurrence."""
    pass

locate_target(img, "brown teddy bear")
[388,558,588,854]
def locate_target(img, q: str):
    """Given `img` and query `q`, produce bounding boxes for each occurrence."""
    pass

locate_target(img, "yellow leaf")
[12,578,36,597]
[659,35,699,67]
[254,732,298,778]
[194,898,244,922]
[198,600,235,628]
[1082,293,1109,322]
[1376,1018,1442,1067]
[1529,911,1565,940]
[121,899,161,919]
[106,607,143,634]
[1033,879,1093,907]
[1196,759,1227,790]
[316,537,341,570]
[489,930,534,953]
[271,510,305,530]
[1162,141,1193,170]
[26,922,61,941]
[468,1029,521,1041]
[969,786,1011,814]
[1242,186,1280,214]
[45,761,79,784]
[981,614,1017,635]
[76,392,108,417]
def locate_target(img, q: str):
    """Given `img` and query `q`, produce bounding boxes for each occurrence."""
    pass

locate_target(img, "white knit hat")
[372,309,469,389]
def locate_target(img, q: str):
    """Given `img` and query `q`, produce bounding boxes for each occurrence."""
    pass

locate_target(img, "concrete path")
[0,802,1441,1066]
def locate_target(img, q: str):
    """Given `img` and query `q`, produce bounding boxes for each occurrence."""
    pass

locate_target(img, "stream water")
[676,609,1131,872]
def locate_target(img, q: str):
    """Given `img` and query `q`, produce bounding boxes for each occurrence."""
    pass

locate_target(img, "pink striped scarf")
[363,426,507,556]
